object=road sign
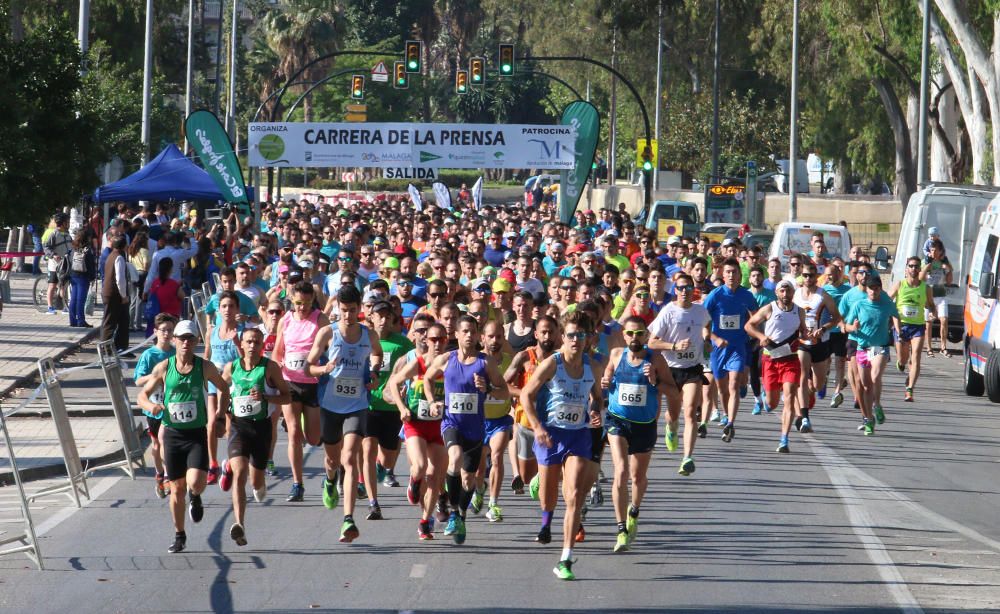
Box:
[371,61,389,83]
[341,172,357,182]
[346,104,366,113]
[636,138,658,170]
[656,219,684,244]
[345,113,367,122]
[384,167,438,180]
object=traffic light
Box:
[470,57,485,84]
[351,74,364,100]
[499,43,514,76]
[405,40,422,73]
[641,146,653,172]
[393,61,408,89]
[456,70,469,94]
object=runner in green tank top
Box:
[889,257,936,402]
[138,320,230,555]
[219,327,290,547]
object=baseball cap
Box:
[311,217,321,226]
[667,236,682,245]
[174,320,199,338]
[383,256,400,270]
[278,264,290,273]
[721,238,735,247]
[567,243,588,255]
[298,259,314,269]
[776,279,796,291]
[363,289,382,304]
[928,226,940,236]
[492,279,512,293]
[471,278,492,291]
[498,268,516,283]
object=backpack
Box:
[57,252,72,280]
[71,248,87,274]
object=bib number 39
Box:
[233,395,262,418]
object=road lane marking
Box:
[409,563,427,578]
[33,476,121,537]
[807,438,924,614]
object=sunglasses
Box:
[789,262,801,266]
[267,309,283,314]
[566,332,589,340]
[560,286,574,291]
[907,264,920,268]
[469,311,487,318]
[802,273,815,278]
[636,292,650,299]
[361,252,374,256]
[624,329,646,337]
[429,293,446,299]
[398,280,414,286]
[338,257,353,262]
[674,285,692,292]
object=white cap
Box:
[471,278,491,291]
[311,216,321,226]
[174,320,199,338]
[776,279,796,291]
[928,226,940,236]
[721,238,736,247]
[667,236,682,245]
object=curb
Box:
[0,327,102,401]
[0,426,151,485]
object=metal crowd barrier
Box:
[32,358,90,507]
[93,340,146,479]
[190,290,208,339]
[0,408,43,570]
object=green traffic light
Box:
[398,78,406,85]
[642,161,653,171]
[408,60,418,70]
[501,64,512,74]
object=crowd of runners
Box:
[123,193,953,581]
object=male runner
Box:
[842,276,898,435]
[821,258,852,408]
[889,256,935,401]
[748,266,776,415]
[138,320,230,554]
[474,320,514,521]
[218,328,290,546]
[134,313,178,498]
[601,316,673,552]
[793,263,841,432]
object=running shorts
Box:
[799,340,831,363]
[484,415,514,445]
[605,413,656,455]
[147,416,162,439]
[162,426,209,481]
[320,408,367,446]
[534,427,593,467]
[442,426,483,473]
[227,417,272,470]
[670,364,709,388]
[895,324,924,341]
[828,332,847,358]
[364,410,402,451]
[710,344,748,380]
[762,355,802,390]
[589,426,607,463]
[287,381,319,407]
[403,418,444,445]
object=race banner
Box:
[408,184,423,211]
[186,110,250,213]
[248,122,577,169]
[471,176,483,210]
[558,101,600,224]
[432,182,452,210]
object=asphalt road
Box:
[0,352,998,614]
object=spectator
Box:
[149,256,185,321]
[42,212,72,315]
[127,230,150,331]
[67,228,97,328]
[101,235,130,354]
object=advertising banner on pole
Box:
[408,184,423,211]
[558,101,601,225]
[185,110,250,213]
[703,184,746,224]
[471,176,483,210]
[248,122,577,169]
[432,182,452,210]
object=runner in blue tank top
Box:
[601,315,675,553]
[423,315,508,545]
[520,310,603,582]
[306,284,384,544]
[204,291,245,485]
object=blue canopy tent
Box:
[92,144,252,202]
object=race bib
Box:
[332,377,363,399]
[617,383,647,407]
[233,395,262,418]
[169,401,197,424]
[150,390,165,405]
[548,403,587,428]
[672,349,697,363]
[416,399,442,421]
[285,352,308,372]
[448,392,479,415]
[768,343,793,359]
[900,305,918,318]
[720,314,741,330]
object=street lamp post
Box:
[916,0,930,185]
[140,0,153,166]
[788,0,800,222]
[183,0,194,154]
[711,0,720,184]
[653,0,663,193]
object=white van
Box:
[961,191,1000,400]
[768,222,851,271]
[883,184,999,343]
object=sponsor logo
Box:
[258,134,285,161]
[419,151,442,163]
[249,124,288,132]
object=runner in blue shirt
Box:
[842,275,898,436]
[701,258,758,442]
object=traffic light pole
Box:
[509,69,583,100]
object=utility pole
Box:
[916,0,930,185]
[226,0,239,139]
[140,0,153,165]
[711,0,721,183]
[653,0,664,192]
[213,0,224,116]
[609,28,618,187]
[789,0,800,221]
[78,0,90,62]
[183,0,195,153]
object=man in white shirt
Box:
[144,231,198,296]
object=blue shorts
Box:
[483,415,514,445]
[710,343,749,379]
[534,426,592,467]
[895,324,925,341]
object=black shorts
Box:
[442,427,483,473]
[828,332,847,358]
[589,426,607,463]
[146,416,162,439]
[47,271,59,284]
[162,426,209,481]
[287,381,319,407]
[799,341,831,363]
[364,410,402,451]
[227,418,272,470]
[671,365,708,389]
[846,339,858,358]
[605,413,657,455]
[320,408,367,446]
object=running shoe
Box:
[45,307,57,315]
[375,463,387,483]
[407,479,420,505]
[206,463,220,486]
[574,524,585,542]
[167,534,186,554]
[719,415,730,428]
[418,521,434,541]
[485,505,503,522]
[230,523,247,547]
[536,525,552,544]
[154,474,167,499]
[435,497,450,522]
[873,404,885,425]
[614,531,630,553]
[864,419,875,436]
[357,482,367,499]
[626,515,638,543]
[830,391,844,408]
[777,438,790,454]
[664,428,678,452]
[721,423,735,443]
[752,399,762,415]
[322,478,338,510]
[253,485,267,503]
[904,387,914,402]
[794,416,803,432]
[528,474,540,501]
[444,512,458,536]
[218,459,233,492]
[286,483,305,502]
[697,422,708,438]
[739,385,748,398]
[800,417,813,433]
[511,475,524,494]
[453,515,467,544]
[366,503,383,521]
[188,492,204,523]
[817,386,827,400]
[895,360,904,373]
[470,490,484,515]
[678,457,695,476]
[588,483,604,507]
[857,422,867,431]
[265,459,277,477]
[553,559,576,581]
[339,518,360,543]
[762,395,773,413]
[710,409,720,422]
[383,470,399,488]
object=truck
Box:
[959,189,1000,400]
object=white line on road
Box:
[409,563,427,578]
[807,438,924,614]
[33,476,121,537]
